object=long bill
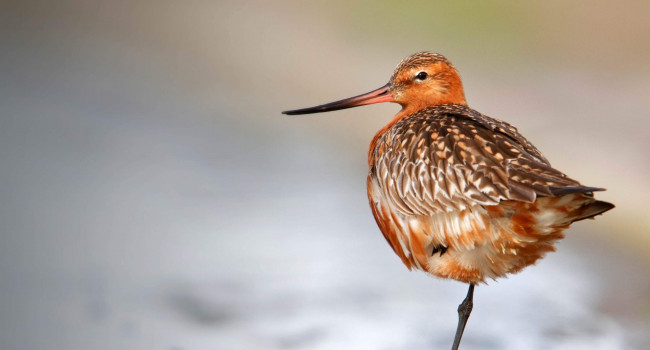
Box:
[282,84,393,115]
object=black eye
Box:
[415,71,428,80]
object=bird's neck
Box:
[367,97,468,168]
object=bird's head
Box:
[389,52,467,113]
[283,52,466,116]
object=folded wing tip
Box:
[548,186,607,196]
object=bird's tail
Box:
[570,199,615,222]
[547,186,614,222]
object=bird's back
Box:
[367,104,613,283]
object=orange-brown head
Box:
[282,52,466,116]
[389,52,467,115]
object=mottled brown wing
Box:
[371,105,583,216]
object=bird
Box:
[282,52,614,349]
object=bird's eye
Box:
[415,71,428,80]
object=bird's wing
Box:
[371,105,589,216]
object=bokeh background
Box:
[1,1,649,349]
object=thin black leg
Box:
[450,284,475,350]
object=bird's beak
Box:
[282,84,394,115]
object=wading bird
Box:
[282,52,613,350]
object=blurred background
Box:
[1,0,649,349]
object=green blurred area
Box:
[323,0,533,54]
[307,0,650,72]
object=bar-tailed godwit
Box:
[283,52,614,349]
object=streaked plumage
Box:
[367,104,612,283]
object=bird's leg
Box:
[450,284,475,350]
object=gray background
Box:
[1,1,649,349]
